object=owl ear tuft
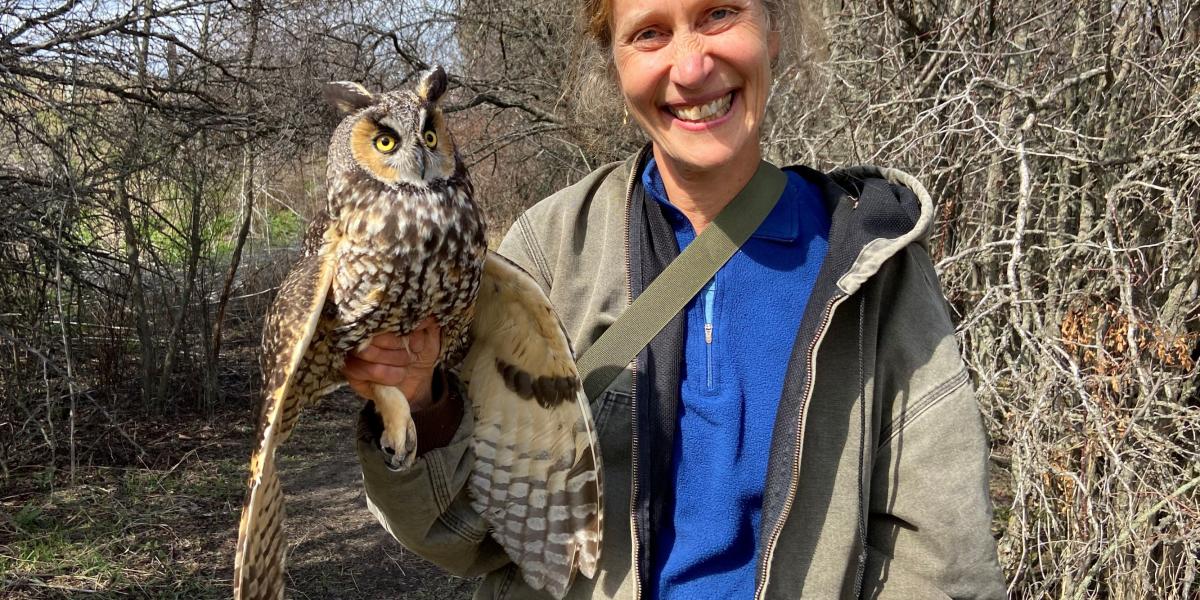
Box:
[417,66,448,103]
[324,81,376,114]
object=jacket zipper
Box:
[753,293,848,600]
[702,279,716,390]
[622,148,645,600]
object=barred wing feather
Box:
[461,252,603,599]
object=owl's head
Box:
[324,67,460,188]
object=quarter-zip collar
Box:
[641,157,803,243]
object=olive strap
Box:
[577,161,788,401]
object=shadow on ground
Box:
[0,391,476,599]
[276,392,476,599]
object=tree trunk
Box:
[118,179,154,406]
[207,0,262,407]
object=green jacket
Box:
[357,149,1007,599]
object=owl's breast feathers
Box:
[323,167,486,359]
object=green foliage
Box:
[3,497,126,590]
[204,211,236,259]
[266,210,303,246]
[13,504,46,531]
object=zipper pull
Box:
[704,323,713,344]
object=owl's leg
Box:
[372,384,418,470]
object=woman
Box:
[345,0,1006,598]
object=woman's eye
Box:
[633,28,663,43]
[710,8,735,20]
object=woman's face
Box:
[611,0,778,175]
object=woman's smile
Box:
[665,89,733,122]
[663,90,737,130]
[612,0,778,178]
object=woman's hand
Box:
[343,317,441,411]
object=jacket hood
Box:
[805,164,934,296]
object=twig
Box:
[0,327,147,459]
[1072,469,1200,600]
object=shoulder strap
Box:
[576,161,788,400]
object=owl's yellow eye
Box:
[373,134,397,153]
[423,130,437,148]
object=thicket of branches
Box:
[1,0,1196,597]
[0,0,461,478]
[769,3,1200,597]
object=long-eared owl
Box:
[234,67,603,600]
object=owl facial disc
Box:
[324,66,458,188]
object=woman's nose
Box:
[669,35,714,89]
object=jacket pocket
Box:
[861,545,954,600]
[590,387,631,437]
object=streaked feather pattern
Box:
[235,238,336,600]
[233,70,602,600]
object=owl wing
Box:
[234,217,337,600]
[460,252,603,599]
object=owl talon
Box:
[374,384,418,470]
[379,417,418,469]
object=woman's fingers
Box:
[365,317,440,362]
[346,376,378,402]
[343,353,409,386]
[340,316,443,406]
[354,342,415,367]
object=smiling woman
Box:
[611,0,778,221]
[348,1,1008,599]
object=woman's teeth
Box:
[669,93,733,122]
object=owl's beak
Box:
[414,148,426,180]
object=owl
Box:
[233,67,602,600]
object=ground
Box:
[0,392,476,599]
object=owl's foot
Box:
[373,385,418,470]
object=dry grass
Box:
[0,396,476,599]
[0,411,251,597]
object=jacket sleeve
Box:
[356,378,511,577]
[862,247,1007,600]
[355,218,550,577]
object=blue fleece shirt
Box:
[644,159,830,599]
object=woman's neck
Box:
[652,145,762,233]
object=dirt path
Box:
[274,391,476,599]
[1,388,480,598]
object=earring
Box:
[622,105,629,126]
